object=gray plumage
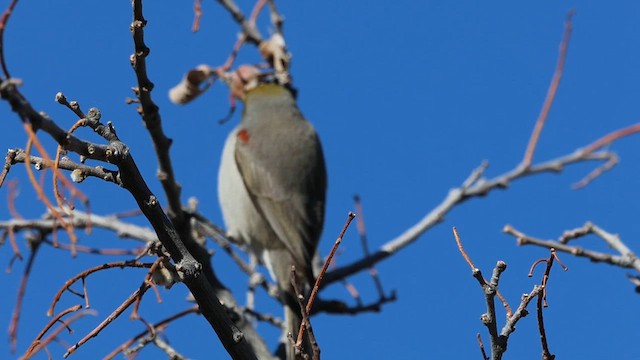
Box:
[218,84,327,359]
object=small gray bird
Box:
[218,83,327,359]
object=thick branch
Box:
[130,0,183,223]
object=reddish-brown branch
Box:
[104,306,200,360]
[8,239,41,352]
[522,10,575,167]
[42,238,141,256]
[583,122,640,154]
[248,0,268,25]
[0,0,19,79]
[353,195,387,299]
[572,154,617,189]
[291,267,319,359]
[50,116,95,254]
[131,258,163,319]
[48,261,154,316]
[453,228,513,322]
[6,225,22,262]
[21,304,82,359]
[7,180,23,219]
[297,212,355,345]
[25,309,96,359]
[453,226,476,270]
[63,283,152,358]
[477,333,489,360]
[192,0,202,32]
[532,249,565,359]
[22,125,78,248]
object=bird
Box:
[218,82,327,359]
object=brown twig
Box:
[131,258,164,319]
[297,212,355,344]
[48,261,154,316]
[7,179,23,219]
[453,226,476,270]
[192,0,202,32]
[453,227,512,317]
[5,226,22,263]
[505,223,637,280]
[104,306,200,360]
[477,333,489,360]
[42,238,141,256]
[572,123,640,189]
[22,127,77,248]
[0,14,256,354]
[528,250,566,359]
[63,283,153,358]
[0,0,19,79]
[291,266,318,359]
[8,234,42,352]
[522,10,575,167]
[582,122,640,154]
[454,228,563,360]
[311,295,397,316]
[24,309,96,359]
[324,147,619,287]
[353,195,387,301]
[21,304,82,359]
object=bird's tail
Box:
[267,248,314,359]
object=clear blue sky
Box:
[1,1,640,359]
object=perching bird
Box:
[218,82,327,359]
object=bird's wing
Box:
[234,125,326,271]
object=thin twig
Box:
[63,283,152,358]
[477,333,489,360]
[192,0,202,32]
[298,212,355,344]
[0,0,19,79]
[104,306,200,360]
[453,227,512,316]
[8,236,42,352]
[216,0,263,44]
[48,261,154,316]
[21,304,82,359]
[522,10,575,166]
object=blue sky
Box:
[2,1,640,359]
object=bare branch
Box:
[8,234,42,352]
[0,0,19,79]
[216,0,263,44]
[21,304,82,359]
[324,147,618,286]
[0,210,157,243]
[522,10,575,166]
[504,223,640,287]
[5,148,120,185]
[130,0,183,223]
[64,283,153,358]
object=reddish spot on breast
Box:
[237,128,250,143]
